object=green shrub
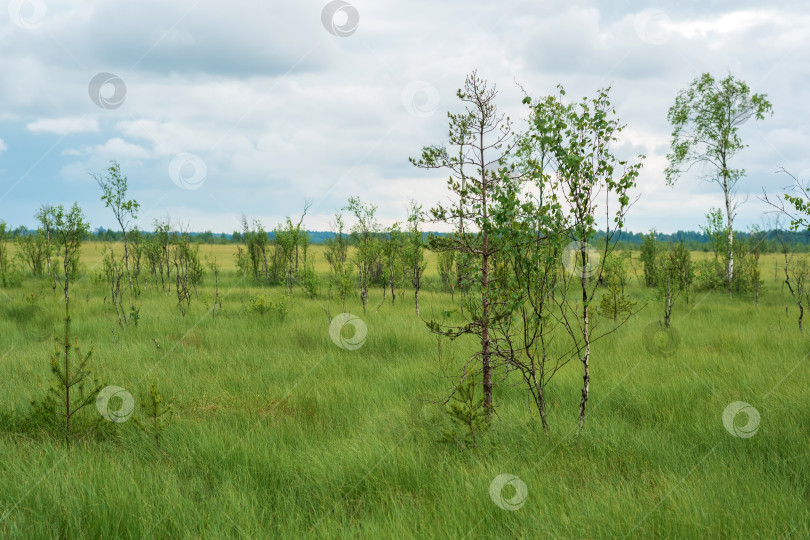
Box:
[694,258,726,290]
[297,264,321,298]
[640,230,660,286]
[0,260,24,288]
[246,294,292,320]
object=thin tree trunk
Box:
[724,173,734,291]
[538,391,548,434]
[665,270,672,328]
[480,134,493,415]
[64,294,71,439]
[63,259,71,440]
[45,228,51,275]
[530,368,548,435]
[360,248,368,314]
[578,247,590,434]
[783,261,802,331]
[482,247,492,414]
[120,222,129,272]
[122,228,133,290]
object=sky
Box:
[0,0,808,234]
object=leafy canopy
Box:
[665,72,773,187]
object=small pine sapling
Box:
[133,381,173,449]
[31,203,106,442]
[599,279,635,322]
[599,253,636,322]
[30,311,104,441]
[443,367,490,448]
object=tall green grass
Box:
[0,245,806,538]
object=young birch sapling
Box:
[522,85,642,434]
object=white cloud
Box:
[27,117,99,135]
[670,10,791,39]
[93,138,152,160]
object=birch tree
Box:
[403,201,427,315]
[522,85,642,433]
[665,73,772,289]
[92,161,140,274]
[324,213,354,312]
[345,196,380,314]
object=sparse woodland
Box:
[0,71,807,538]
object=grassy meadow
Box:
[0,243,807,538]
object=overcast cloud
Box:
[0,0,808,233]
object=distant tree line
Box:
[2,225,807,252]
[605,229,810,253]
